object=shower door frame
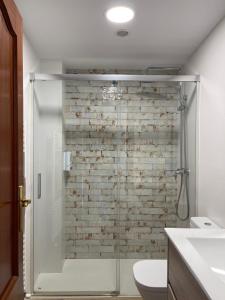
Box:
[28,72,200,297]
[30,73,200,83]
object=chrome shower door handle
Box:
[37,173,41,199]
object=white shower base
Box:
[34,259,140,296]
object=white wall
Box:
[185,16,225,228]
[23,35,39,295]
[24,35,39,201]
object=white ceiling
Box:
[15,0,225,69]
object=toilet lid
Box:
[133,260,167,288]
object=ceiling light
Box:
[106,6,134,24]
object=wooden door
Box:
[0,0,23,299]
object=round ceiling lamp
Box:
[106,6,134,23]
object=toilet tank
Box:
[190,217,221,229]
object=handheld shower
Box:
[176,83,190,221]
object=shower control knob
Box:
[175,168,190,175]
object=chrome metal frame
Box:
[31,291,120,297]
[30,72,200,82]
[30,71,200,297]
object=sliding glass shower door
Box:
[32,74,197,296]
[115,81,183,294]
[63,80,122,294]
[33,79,120,294]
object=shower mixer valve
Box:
[175,168,190,175]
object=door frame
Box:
[0,0,23,299]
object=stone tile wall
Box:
[63,75,184,259]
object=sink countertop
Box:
[165,228,225,300]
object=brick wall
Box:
[63,74,184,259]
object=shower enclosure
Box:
[30,72,199,296]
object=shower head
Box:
[112,80,118,87]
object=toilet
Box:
[133,217,220,300]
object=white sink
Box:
[165,228,225,300]
[188,237,225,284]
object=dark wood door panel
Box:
[0,6,14,296]
[0,0,23,299]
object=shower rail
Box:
[30,73,200,82]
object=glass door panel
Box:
[33,79,119,294]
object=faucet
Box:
[175,168,190,175]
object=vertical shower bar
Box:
[195,81,200,217]
[30,78,35,296]
[115,89,121,295]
